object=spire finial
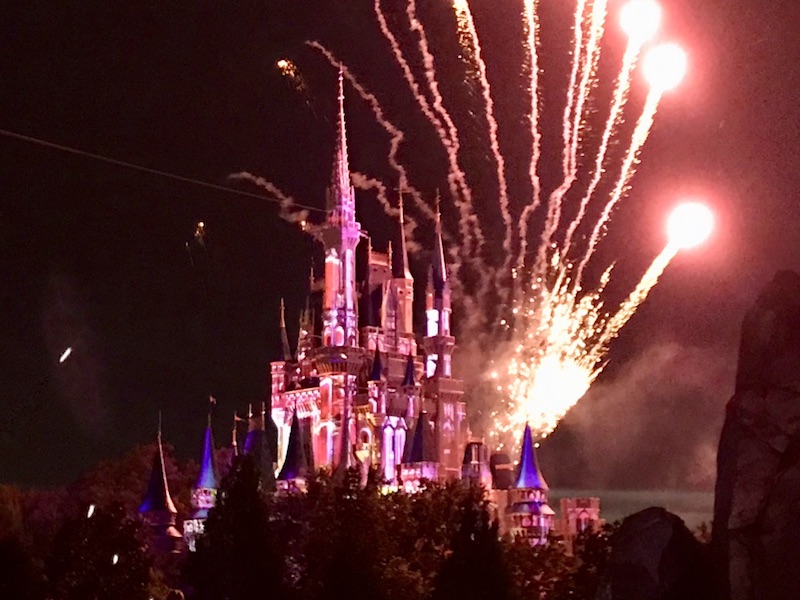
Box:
[157,410,163,442]
[280,298,286,328]
[387,240,393,266]
[208,395,216,428]
[280,298,292,361]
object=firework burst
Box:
[242,0,706,449]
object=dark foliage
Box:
[45,503,152,600]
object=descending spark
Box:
[373,0,445,135]
[452,0,514,294]
[601,202,713,343]
[563,0,662,257]
[533,0,607,280]
[406,0,487,268]
[600,243,678,344]
[59,347,73,363]
[517,0,543,278]
[306,42,434,223]
[576,43,686,287]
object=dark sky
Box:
[1,0,798,488]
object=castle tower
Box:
[139,419,182,553]
[421,203,466,479]
[184,414,219,552]
[506,424,555,546]
[319,67,361,349]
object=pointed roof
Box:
[402,354,416,387]
[369,346,384,381]
[515,424,549,491]
[397,193,412,280]
[139,425,177,515]
[280,298,292,361]
[404,411,437,463]
[195,418,218,490]
[277,412,309,481]
[329,65,353,217]
[432,194,448,297]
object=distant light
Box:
[59,347,73,363]
[277,59,289,69]
[668,202,714,249]
[112,554,119,565]
[87,504,95,519]
[644,43,687,92]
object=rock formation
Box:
[713,270,800,600]
[596,507,711,600]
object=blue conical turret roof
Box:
[515,423,548,491]
[369,346,384,382]
[195,421,218,490]
[402,354,415,387]
[139,431,177,515]
[404,411,436,463]
[278,412,309,481]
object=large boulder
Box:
[596,507,711,600]
[713,270,800,600]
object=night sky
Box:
[1,0,799,489]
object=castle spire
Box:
[139,417,178,516]
[432,192,448,295]
[329,65,354,222]
[280,298,292,361]
[515,423,548,491]
[320,65,361,348]
[398,193,412,280]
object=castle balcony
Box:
[312,346,368,376]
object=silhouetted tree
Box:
[45,503,151,600]
[188,454,288,600]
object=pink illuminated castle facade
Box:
[268,70,467,491]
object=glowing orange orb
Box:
[644,43,687,91]
[620,0,662,44]
[667,202,714,249]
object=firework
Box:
[246,0,705,447]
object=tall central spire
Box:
[329,65,355,224]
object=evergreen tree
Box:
[432,487,512,600]
[188,454,288,600]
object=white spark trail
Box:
[575,89,662,287]
[453,0,514,293]
[563,39,640,259]
[517,0,543,281]
[406,0,487,266]
[600,242,678,344]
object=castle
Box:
[137,70,600,554]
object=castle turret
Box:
[421,200,465,479]
[277,412,310,491]
[399,411,438,492]
[184,414,218,552]
[139,419,182,553]
[506,424,555,546]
